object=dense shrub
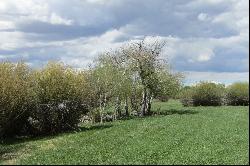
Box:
[29,101,87,135]
[192,82,225,106]
[179,87,194,107]
[179,82,226,106]
[30,62,89,134]
[0,62,92,137]
[0,62,35,137]
[87,110,99,123]
[226,82,249,106]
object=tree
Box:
[120,37,183,116]
[87,37,183,118]
[90,51,133,120]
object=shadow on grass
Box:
[1,124,113,145]
[0,123,113,162]
[0,143,24,162]
[0,109,196,161]
[152,108,199,116]
[77,124,113,132]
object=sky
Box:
[0,0,249,85]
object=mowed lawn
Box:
[0,100,249,165]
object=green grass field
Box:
[0,100,249,165]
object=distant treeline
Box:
[177,81,249,107]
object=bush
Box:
[226,82,249,106]
[179,87,194,107]
[29,101,87,135]
[179,82,226,107]
[0,62,35,137]
[30,62,89,134]
[0,61,98,137]
[88,109,101,123]
[192,82,225,106]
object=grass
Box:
[0,100,249,165]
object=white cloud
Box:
[50,13,73,25]
[85,0,107,5]
[0,0,73,26]
[198,13,209,21]
[212,0,249,34]
[0,31,25,50]
[0,0,7,11]
[185,71,249,86]
[197,52,213,62]
[0,20,15,29]
[162,37,215,62]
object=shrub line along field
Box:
[1,100,248,165]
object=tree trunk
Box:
[125,96,129,117]
[130,90,138,112]
[140,89,147,116]
[99,93,103,123]
[114,96,121,120]
[146,94,153,115]
[130,85,135,111]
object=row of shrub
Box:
[0,62,92,138]
[178,82,249,107]
[1,39,184,138]
[1,60,180,138]
[1,61,248,138]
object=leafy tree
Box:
[120,37,183,115]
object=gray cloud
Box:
[0,0,248,84]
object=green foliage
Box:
[30,62,89,134]
[34,62,86,103]
[178,82,226,106]
[179,87,195,107]
[0,62,91,137]
[0,62,35,137]
[155,71,183,102]
[88,109,101,123]
[192,82,225,106]
[226,82,249,106]
[116,38,183,115]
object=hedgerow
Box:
[226,82,249,106]
[179,82,226,106]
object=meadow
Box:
[1,100,248,165]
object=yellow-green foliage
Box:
[179,87,195,107]
[192,82,225,106]
[179,82,226,106]
[34,62,87,103]
[0,61,92,137]
[0,62,35,137]
[31,62,90,134]
[226,82,249,106]
[155,71,183,102]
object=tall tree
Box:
[120,37,183,116]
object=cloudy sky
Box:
[0,0,249,85]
